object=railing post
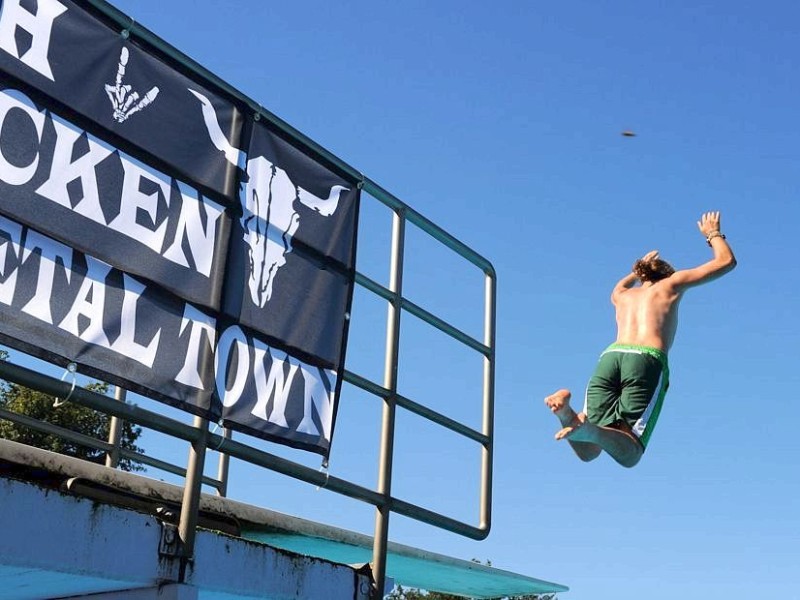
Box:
[372,207,405,598]
[104,386,126,469]
[178,414,209,575]
[215,427,232,497]
[480,271,497,531]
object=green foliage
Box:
[0,375,145,472]
[384,558,558,600]
[385,587,461,600]
[385,584,557,600]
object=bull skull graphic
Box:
[189,89,348,307]
[243,157,347,307]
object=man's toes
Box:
[555,426,572,440]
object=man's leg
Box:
[556,414,643,468]
[545,389,602,462]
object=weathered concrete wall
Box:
[0,473,370,599]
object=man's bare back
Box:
[544,211,737,467]
[613,277,681,352]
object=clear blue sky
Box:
[13,1,800,598]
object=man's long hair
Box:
[633,257,675,283]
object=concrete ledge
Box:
[0,439,567,598]
[0,473,372,599]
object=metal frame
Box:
[0,193,497,594]
[0,1,498,596]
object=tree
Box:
[0,353,145,472]
[385,559,558,600]
[385,585,558,600]
[386,586,556,600]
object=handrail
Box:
[0,407,224,490]
[3,3,498,597]
[0,359,490,540]
[83,0,495,280]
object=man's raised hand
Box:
[697,211,722,237]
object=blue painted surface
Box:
[245,532,569,598]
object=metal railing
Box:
[0,1,498,596]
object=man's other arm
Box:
[611,250,659,304]
[611,272,638,304]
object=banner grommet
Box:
[53,363,78,407]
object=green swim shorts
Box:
[583,343,670,449]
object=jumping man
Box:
[545,211,737,467]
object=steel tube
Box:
[215,428,232,497]
[479,271,497,531]
[104,386,126,468]
[177,415,209,567]
[371,208,405,597]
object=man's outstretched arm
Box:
[670,211,737,290]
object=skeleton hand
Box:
[104,47,159,123]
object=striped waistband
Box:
[602,343,668,367]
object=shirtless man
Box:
[545,211,737,467]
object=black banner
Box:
[0,213,217,416]
[220,122,359,451]
[223,121,358,367]
[0,0,360,456]
[0,0,241,200]
[0,81,230,309]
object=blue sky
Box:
[8,0,800,598]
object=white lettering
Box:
[0,89,46,185]
[110,274,161,368]
[208,329,336,440]
[216,326,250,408]
[0,0,67,81]
[0,215,23,305]
[250,343,299,427]
[0,87,223,280]
[35,114,113,223]
[58,255,112,348]
[161,183,222,277]
[175,304,217,389]
[20,228,72,324]
[297,366,336,441]
[108,160,170,253]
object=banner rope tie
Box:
[210,419,226,451]
[315,460,330,491]
[53,363,78,407]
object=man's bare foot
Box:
[555,412,594,443]
[545,389,577,426]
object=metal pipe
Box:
[215,428,232,497]
[0,356,492,537]
[84,0,363,189]
[84,0,495,279]
[177,415,209,569]
[362,180,494,275]
[479,271,498,531]
[393,393,488,444]
[371,208,406,597]
[0,361,202,443]
[0,406,222,488]
[0,406,114,454]
[104,386,126,469]
[355,271,489,356]
[71,1,497,554]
